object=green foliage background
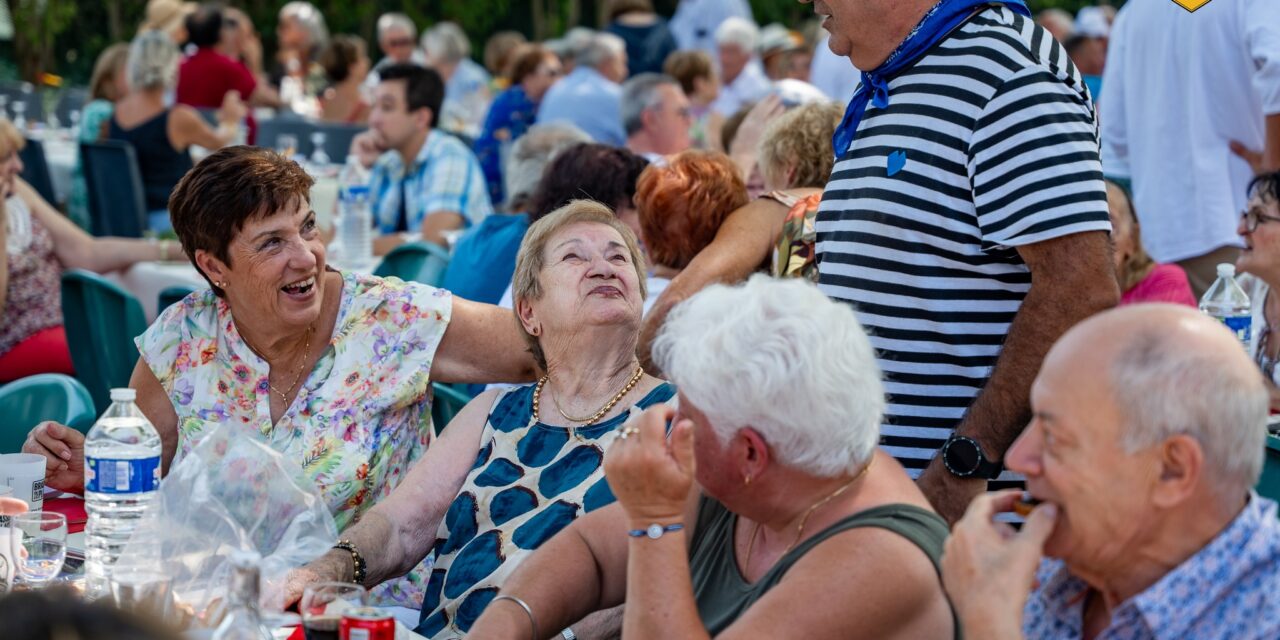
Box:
[2,0,1118,86]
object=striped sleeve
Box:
[967,65,1110,250]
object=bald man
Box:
[941,304,1280,639]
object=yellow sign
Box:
[1172,0,1213,11]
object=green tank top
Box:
[687,496,960,638]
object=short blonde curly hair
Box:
[757,102,842,190]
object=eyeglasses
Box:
[538,66,562,78]
[385,38,415,48]
[1242,207,1280,233]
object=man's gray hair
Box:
[621,73,679,136]
[654,275,884,477]
[1111,331,1268,496]
[715,16,759,51]
[503,123,592,210]
[421,22,471,63]
[127,29,180,92]
[577,32,626,70]
[376,13,416,41]
[279,1,329,50]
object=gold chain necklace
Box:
[532,365,644,427]
[244,326,313,405]
[743,457,875,572]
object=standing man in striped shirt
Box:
[811,0,1117,524]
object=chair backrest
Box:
[0,83,45,124]
[1257,436,1280,506]
[157,285,199,315]
[0,374,97,454]
[314,122,365,162]
[19,137,57,206]
[54,87,89,126]
[257,118,317,156]
[81,140,147,238]
[431,383,473,436]
[373,241,451,288]
[195,107,220,128]
[60,270,148,413]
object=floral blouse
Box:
[771,191,822,283]
[135,270,451,608]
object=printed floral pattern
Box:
[136,270,452,608]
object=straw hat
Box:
[138,0,196,38]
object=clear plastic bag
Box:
[116,427,338,625]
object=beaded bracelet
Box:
[332,539,367,586]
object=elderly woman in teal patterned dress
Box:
[284,200,674,639]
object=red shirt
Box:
[1120,263,1197,307]
[175,47,258,143]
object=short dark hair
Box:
[319,34,366,84]
[185,3,224,49]
[169,146,315,297]
[1249,171,1280,205]
[506,44,552,86]
[529,143,649,222]
[377,63,444,129]
[0,588,182,640]
[663,50,714,96]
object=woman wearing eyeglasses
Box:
[1235,171,1280,407]
[473,45,563,207]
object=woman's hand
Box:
[279,551,352,610]
[603,405,695,526]
[21,421,86,493]
[218,91,248,127]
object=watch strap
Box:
[628,523,684,539]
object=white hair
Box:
[578,32,626,70]
[654,275,884,477]
[503,123,592,209]
[376,13,416,41]
[279,1,329,50]
[127,29,180,92]
[715,17,760,52]
[1111,331,1268,497]
[621,73,679,136]
[422,22,471,63]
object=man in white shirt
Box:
[1101,0,1280,297]
[669,0,753,59]
[711,17,772,118]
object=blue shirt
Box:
[1023,494,1280,640]
[368,130,493,234]
[473,86,538,207]
[440,213,530,306]
[536,67,625,146]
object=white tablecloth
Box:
[42,138,76,206]
[106,262,207,323]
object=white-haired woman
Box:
[108,30,244,230]
[470,276,957,639]
[274,0,330,98]
[283,201,674,639]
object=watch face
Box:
[946,437,981,475]
[647,524,664,539]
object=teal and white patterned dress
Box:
[415,381,676,638]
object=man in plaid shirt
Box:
[352,63,492,252]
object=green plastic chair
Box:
[431,383,474,435]
[374,242,451,288]
[157,285,199,315]
[1257,435,1280,507]
[0,374,96,454]
[61,270,148,413]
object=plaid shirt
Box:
[1024,494,1280,640]
[368,130,493,233]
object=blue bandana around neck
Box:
[831,0,1031,156]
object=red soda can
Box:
[339,607,395,640]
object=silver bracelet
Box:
[492,594,538,640]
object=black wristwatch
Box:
[940,435,1003,480]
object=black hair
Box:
[377,63,445,129]
[528,143,650,222]
[1249,171,1280,205]
[185,3,224,49]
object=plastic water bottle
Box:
[1199,263,1252,347]
[337,155,373,269]
[211,551,273,640]
[83,388,163,598]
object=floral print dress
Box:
[135,270,451,608]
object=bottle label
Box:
[85,456,161,494]
[1223,315,1252,343]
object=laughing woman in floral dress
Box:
[22,146,537,607]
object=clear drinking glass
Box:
[13,512,67,587]
[301,582,368,640]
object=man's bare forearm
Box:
[1264,113,1280,173]
[955,233,1119,457]
[568,605,625,640]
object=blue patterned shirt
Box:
[368,130,493,234]
[473,86,538,207]
[1024,494,1280,640]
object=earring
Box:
[216,281,227,289]
[744,475,752,486]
